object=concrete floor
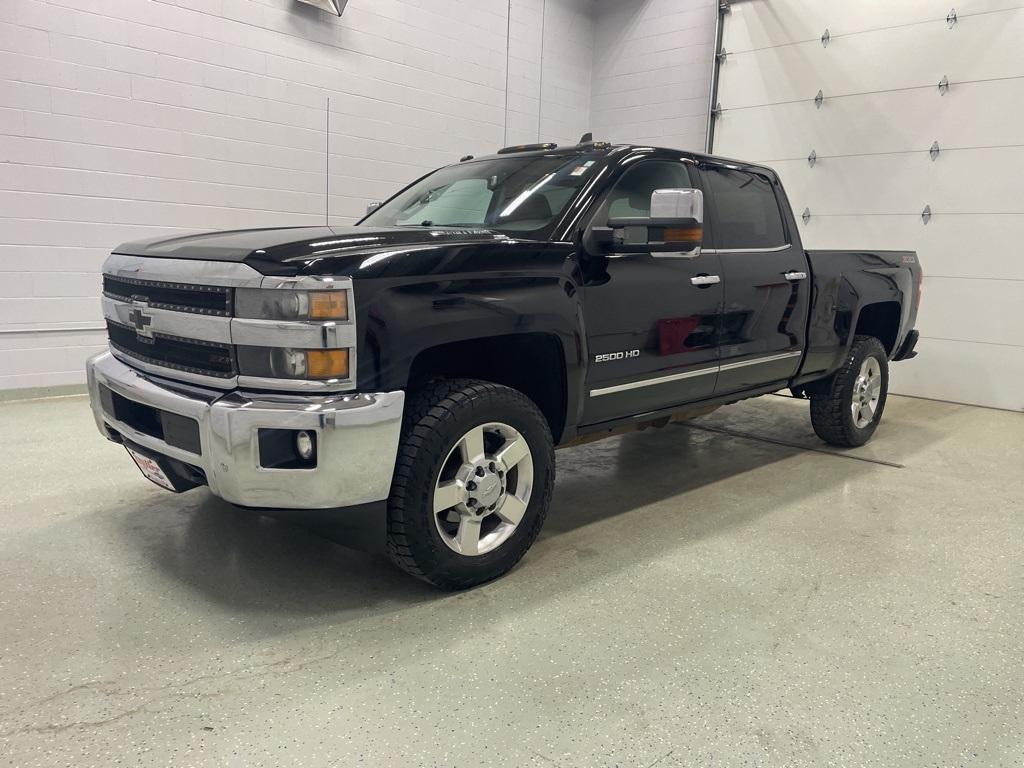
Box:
[0,392,1021,767]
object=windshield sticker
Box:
[569,161,595,177]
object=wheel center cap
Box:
[475,473,502,507]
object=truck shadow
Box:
[542,422,821,543]
[114,397,946,622]
[117,494,438,617]
[539,394,946,549]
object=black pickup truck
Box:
[87,140,921,588]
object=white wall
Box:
[715,0,1024,412]
[0,0,594,391]
[591,0,717,149]
[507,0,596,147]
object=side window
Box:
[604,161,693,219]
[705,167,787,249]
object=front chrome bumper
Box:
[87,351,404,510]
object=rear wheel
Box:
[386,379,554,589]
[809,335,889,447]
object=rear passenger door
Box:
[702,164,810,395]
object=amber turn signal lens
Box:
[664,226,703,242]
[309,291,349,320]
[305,349,349,379]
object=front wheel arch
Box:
[406,333,570,443]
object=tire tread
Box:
[809,335,888,447]
[386,378,553,589]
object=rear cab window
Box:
[704,166,787,250]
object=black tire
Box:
[809,335,889,447]
[386,378,554,590]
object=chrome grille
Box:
[101,253,356,392]
[106,319,236,378]
[102,274,231,316]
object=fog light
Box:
[295,431,314,460]
[258,428,317,469]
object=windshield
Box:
[359,153,604,238]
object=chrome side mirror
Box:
[365,201,382,215]
[596,188,704,257]
[650,188,702,228]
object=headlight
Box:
[235,288,349,321]
[237,347,350,380]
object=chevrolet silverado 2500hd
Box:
[87,141,921,588]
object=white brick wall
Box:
[0,0,594,390]
[506,0,595,147]
[590,0,716,149]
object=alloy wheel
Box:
[851,356,882,428]
[432,422,534,556]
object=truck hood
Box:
[113,225,513,277]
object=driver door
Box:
[580,160,724,426]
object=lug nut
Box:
[488,462,496,472]
[466,481,477,491]
[467,498,476,507]
[475,466,485,477]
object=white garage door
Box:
[713,0,1024,412]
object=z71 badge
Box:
[594,349,640,363]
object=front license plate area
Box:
[126,446,180,492]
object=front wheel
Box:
[386,379,554,590]
[809,335,889,447]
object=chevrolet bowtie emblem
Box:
[128,299,154,339]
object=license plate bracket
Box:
[125,445,195,492]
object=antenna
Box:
[536,0,547,142]
[503,0,511,145]
[325,96,330,225]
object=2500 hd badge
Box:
[595,350,640,363]
[87,137,921,589]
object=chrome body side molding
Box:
[589,349,801,397]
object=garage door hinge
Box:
[921,205,932,224]
[814,89,824,109]
[802,207,811,224]
[719,0,730,13]
[716,48,728,63]
[947,8,957,27]
[938,75,950,95]
[807,149,817,167]
[929,141,940,161]
[821,28,830,48]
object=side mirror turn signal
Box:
[592,188,704,257]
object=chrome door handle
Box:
[784,270,808,281]
[690,275,721,286]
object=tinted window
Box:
[705,167,786,249]
[361,153,604,238]
[605,161,693,219]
